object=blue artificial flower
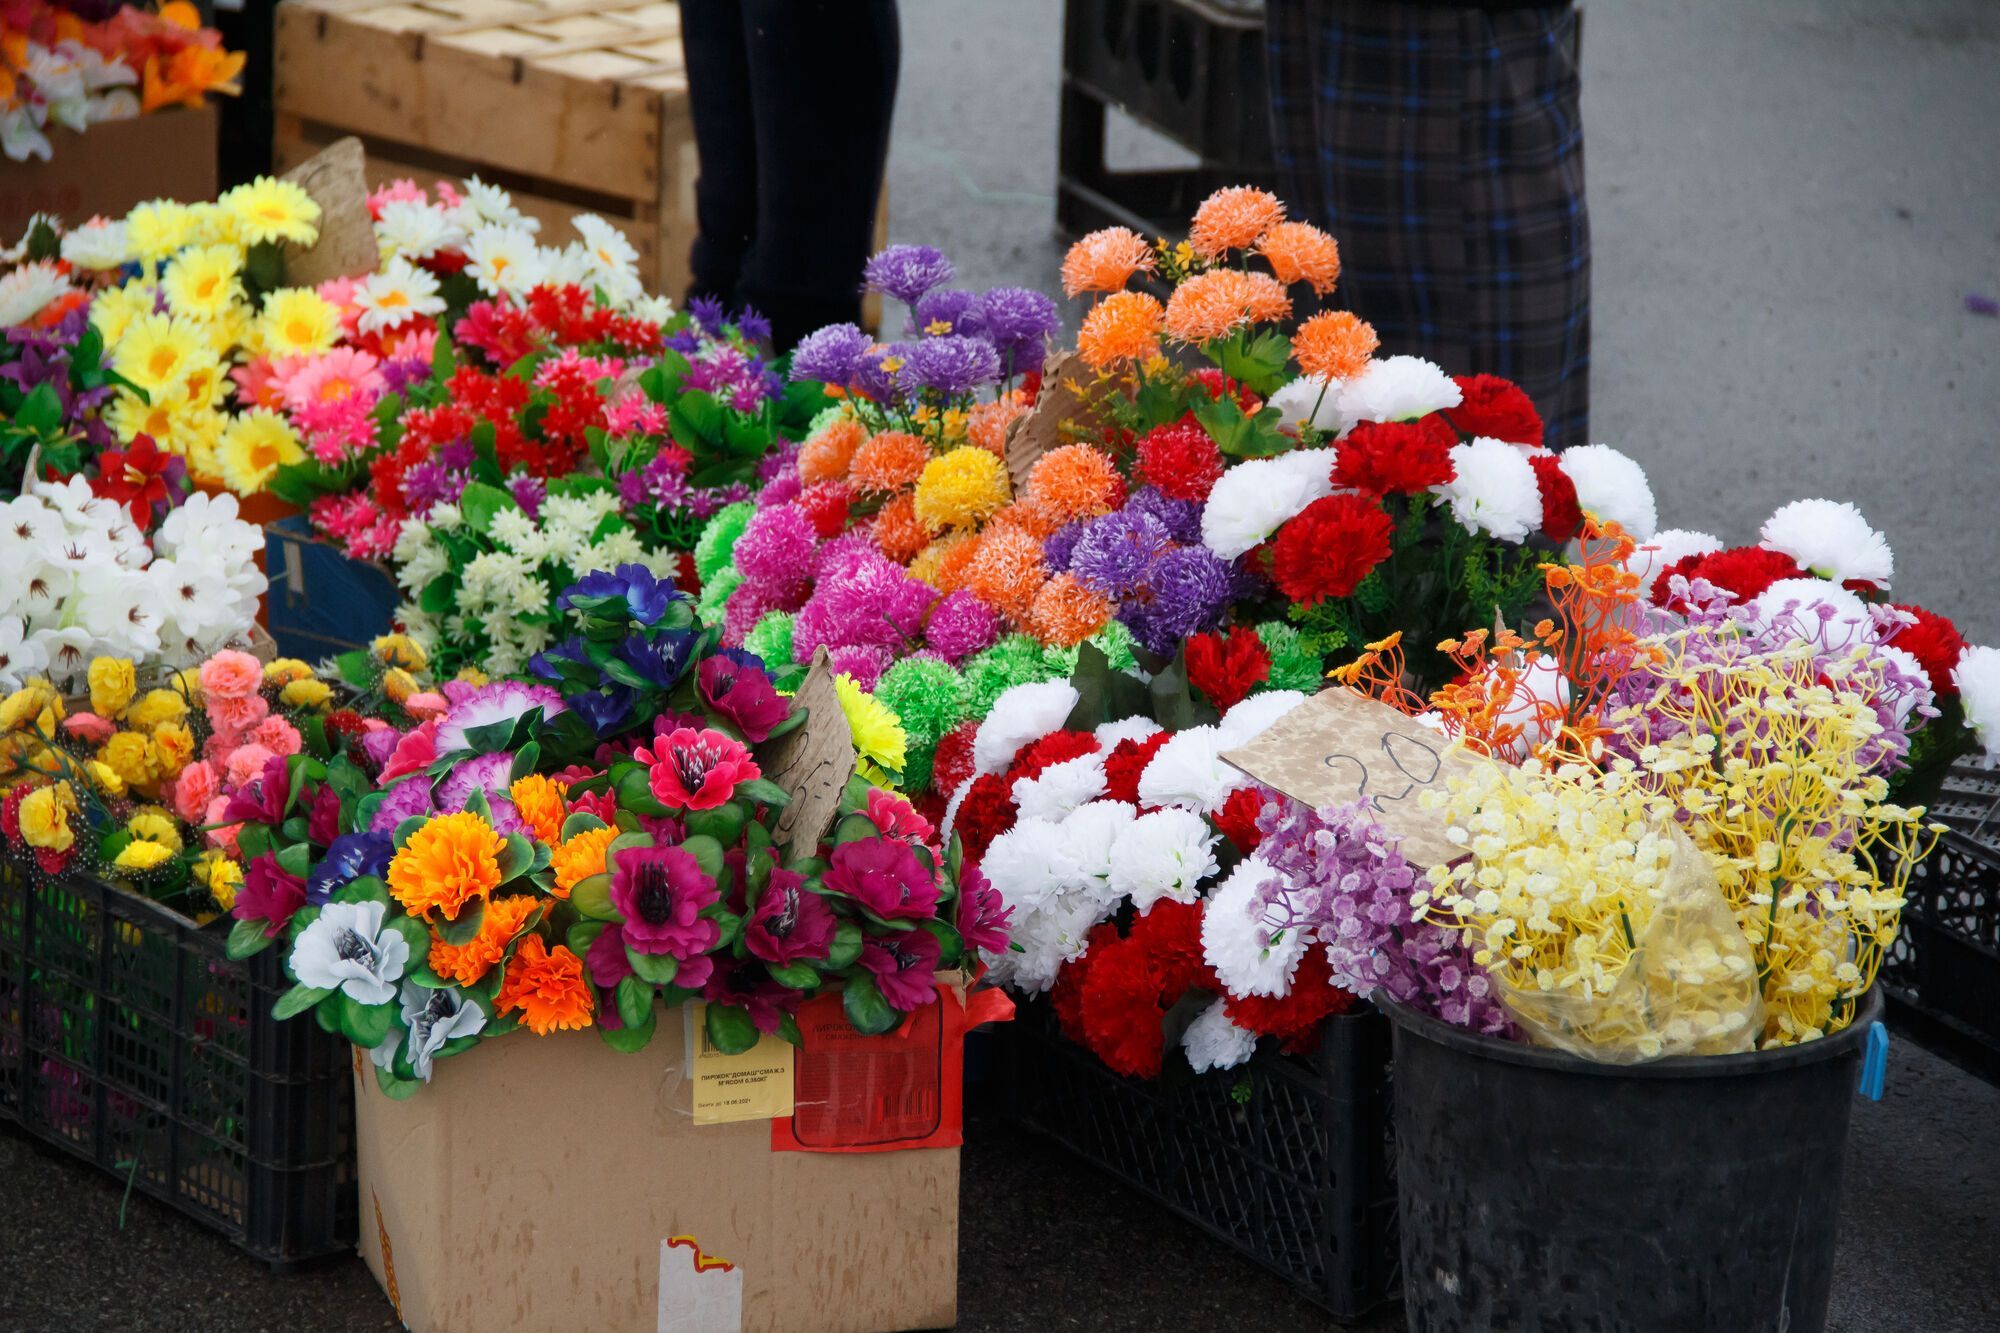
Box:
[306,831,396,905]
[570,685,637,736]
[619,627,698,689]
[527,635,589,682]
[689,295,727,334]
[559,563,678,625]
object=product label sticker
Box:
[658,1235,740,1333]
[1220,687,1489,867]
[687,1004,796,1125]
[755,649,855,855]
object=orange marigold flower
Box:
[495,935,594,1036]
[1060,226,1157,297]
[1077,290,1165,369]
[962,525,1049,620]
[549,824,616,897]
[847,430,930,495]
[1188,185,1285,258]
[931,531,985,593]
[508,774,569,846]
[966,394,1027,457]
[1292,310,1380,382]
[428,893,542,988]
[798,413,866,485]
[386,811,504,921]
[1164,269,1293,344]
[874,491,931,563]
[1025,444,1125,523]
[1029,573,1113,647]
[1257,221,1341,295]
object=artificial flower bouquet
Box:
[1210,509,1993,1061]
[231,563,1011,1094]
[0,0,243,164]
[0,639,419,920]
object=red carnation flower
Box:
[1269,493,1394,608]
[1103,731,1171,806]
[1133,416,1226,503]
[1891,604,1967,698]
[1449,374,1543,447]
[953,772,1017,863]
[1078,900,1214,1078]
[1188,367,1262,413]
[1185,626,1271,712]
[1529,454,1583,543]
[1212,786,1267,855]
[795,482,853,539]
[1332,415,1458,495]
[1051,921,1120,1044]
[932,720,981,797]
[674,550,701,598]
[1004,730,1101,786]
[1652,546,1804,609]
[1222,948,1356,1054]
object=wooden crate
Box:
[0,106,218,234]
[272,0,698,297]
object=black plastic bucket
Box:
[1385,989,1881,1333]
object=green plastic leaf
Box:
[226,918,271,960]
[339,992,395,1048]
[275,840,312,879]
[458,480,514,535]
[559,811,610,841]
[684,804,746,845]
[273,984,332,1021]
[615,975,654,1030]
[599,1006,657,1053]
[841,976,899,1036]
[730,778,791,809]
[497,832,535,881]
[625,947,679,985]
[566,919,609,956]
[825,921,863,971]
[680,834,724,882]
[704,1002,759,1055]
[569,871,617,920]
[434,900,486,946]
[767,961,819,989]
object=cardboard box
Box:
[355,1013,960,1333]
[0,106,219,233]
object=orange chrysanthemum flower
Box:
[386,811,504,921]
[1292,310,1380,382]
[428,893,542,988]
[908,532,973,587]
[495,935,594,1036]
[847,430,930,495]
[1029,573,1114,647]
[874,491,931,563]
[1163,269,1293,344]
[966,394,1027,457]
[1188,185,1285,258]
[962,525,1049,620]
[1257,221,1342,295]
[508,774,569,846]
[1025,444,1125,524]
[931,530,985,593]
[1077,291,1165,369]
[1060,226,1157,297]
[550,824,616,897]
[798,414,866,485]
[988,500,1065,541]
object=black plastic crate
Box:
[1058,0,1278,239]
[1881,763,2000,1085]
[0,860,356,1267]
[1008,999,1399,1322]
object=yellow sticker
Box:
[688,1004,796,1125]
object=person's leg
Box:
[680,0,758,308]
[734,0,900,351]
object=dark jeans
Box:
[680,0,900,351]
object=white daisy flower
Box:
[461,176,539,234]
[463,224,544,299]
[353,257,445,335]
[374,200,465,262]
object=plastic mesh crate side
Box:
[1063,0,1272,164]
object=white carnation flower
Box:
[1626,528,1723,589]
[1870,643,1933,728]
[1055,800,1138,892]
[1182,997,1257,1074]
[1759,498,1894,590]
[1335,354,1461,428]
[1200,447,1336,560]
[1432,438,1542,543]
[1953,645,2000,768]
[981,818,1074,913]
[974,680,1081,774]
[1136,724,1245,814]
[1217,689,1309,748]
[1093,716,1162,749]
[1267,374,1344,434]
[1201,855,1306,999]
[986,893,1108,994]
[1559,444,1657,541]
[1013,753,1108,824]
[1108,808,1218,911]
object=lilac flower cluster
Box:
[1253,798,1516,1037]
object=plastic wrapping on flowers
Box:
[229,563,1009,1095]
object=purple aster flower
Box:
[618,469,649,507]
[974,286,1060,376]
[381,356,431,396]
[369,775,436,835]
[509,473,546,519]
[904,334,1001,397]
[734,306,771,345]
[1124,486,1204,545]
[923,590,1001,663]
[665,327,702,356]
[850,342,915,406]
[1042,521,1087,573]
[863,244,955,307]
[912,288,981,338]
[787,322,873,387]
[690,295,727,334]
[1070,510,1173,598]
[1124,545,1232,655]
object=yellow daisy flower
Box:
[112,312,206,397]
[217,408,304,495]
[257,287,341,358]
[833,673,907,775]
[90,282,158,348]
[125,199,197,266]
[219,177,323,247]
[162,244,245,323]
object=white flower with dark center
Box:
[396,980,485,1081]
[1335,355,1461,428]
[1182,997,1257,1074]
[1953,645,2000,768]
[1759,498,1894,590]
[1201,855,1305,999]
[1109,807,1218,911]
[0,615,49,690]
[289,901,409,1006]
[32,624,94,689]
[1432,438,1542,543]
[1200,447,1336,559]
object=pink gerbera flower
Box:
[281,347,385,413]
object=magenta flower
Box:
[703,959,801,1034]
[609,845,721,958]
[863,787,933,843]
[306,784,341,846]
[221,754,290,826]
[234,854,307,937]
[744,868,837,967]
[697,656,791,744]
[954,863,1013,954]
[823,836,940,921]
[639,727,761,811]
[588,921,717,995]
[860,933,942,1011]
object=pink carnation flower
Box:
[224,743,277,789]
[249,716,303,757]
[200,650,264,701]
[174,760,219,824]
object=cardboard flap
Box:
[279,136,378,286]
[754,649,855,855]
[1002,350,1111,493]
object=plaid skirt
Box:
[1266,1,1590,447]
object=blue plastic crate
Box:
[263,516,401,661]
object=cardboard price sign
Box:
[1220,688,1488,867]
[279,136,379,287]
[1002,349,1109,494]
[753,649,854,854]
